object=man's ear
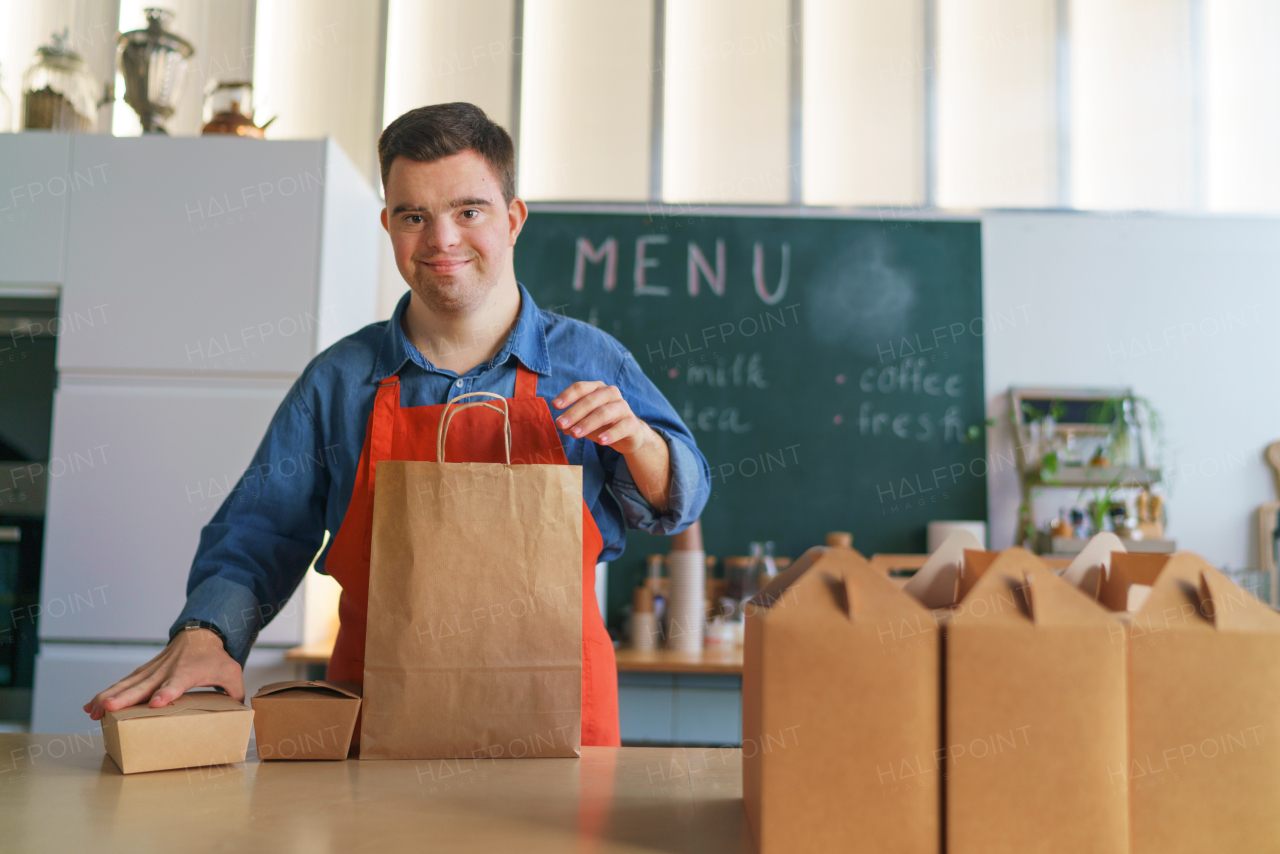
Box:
[380,207,389,234]
[508,197,528,246]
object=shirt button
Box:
[455,380,463,388]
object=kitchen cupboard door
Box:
[672,675,742,744]
[58,136,330,375]
[0,133,71,286]
[618,672,677,743]
[38,378,310,646]
[315,137,381,353]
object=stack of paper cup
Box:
[631,612,659,651]
[630,586,659,651]
[665,549,706,652]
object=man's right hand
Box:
[82,627,244,721]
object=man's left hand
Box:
[553,381,658,455]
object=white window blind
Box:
[803,0,926,207]
[1205,0,1280,212]
[663,0,791,205]
[1071,0,1196,210]
[936,0,1057,208]
[519,0,653,201]
[382,0,515,139]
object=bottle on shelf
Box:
[645,553,666,632]
[740,542,767,608]
[761,541,778,580]
[722,555,753,622]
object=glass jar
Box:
[22,30,99,132]
[760,541,779,579]
[721,556,752,622]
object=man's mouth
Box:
[420,258,470,274]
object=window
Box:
[804,0,927,207]
[663,0,792,205]
[519,0,653,201]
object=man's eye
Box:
[405,215,422,224]
[461,209,479,219]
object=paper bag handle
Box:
[437,392,512,464]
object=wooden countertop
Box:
[614,647,743,674]
[283,637,338,664]
[0,733,747,853]
[288,638,745,675]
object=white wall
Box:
[983,212,1280,569]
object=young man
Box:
[84,103,710,745]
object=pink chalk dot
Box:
[833,414,844,425]
[836,374,846,384]
[668,368,678,378]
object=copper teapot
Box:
[201,80,274,138]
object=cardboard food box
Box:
[940,548,1129,854]
[901,528,983,608]
[743,546,940,854]
[250,680,362,760]
[101,691,254,774]
[1098,552,1280,854]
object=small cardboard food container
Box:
[250,680,362,760]
[938,547,1129,854]
[101,691,254,774]
[743,546,940,854]
[1099,552,1280,854]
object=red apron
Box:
[324,363,621,747]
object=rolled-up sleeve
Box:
[169,383,329,666]
[605,350,710,535]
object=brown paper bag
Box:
[361,396,583,760]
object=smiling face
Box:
[380,149,527,317]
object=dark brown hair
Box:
[377,102,516,203]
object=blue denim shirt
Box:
[172,283,710,664]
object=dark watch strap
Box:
[174,619,229,652]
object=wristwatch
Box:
[173,619,229,653]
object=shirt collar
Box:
[372,281,551,382]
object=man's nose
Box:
[425,216,462,251]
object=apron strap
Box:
[364,376,401,557]
[514,363,538,399]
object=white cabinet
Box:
[56,136,377,374]
[38,378,301,644]
[0,133,72,286]
[1,134,383,728]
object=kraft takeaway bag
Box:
[360,392,583,760]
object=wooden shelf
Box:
[614,647,743,675]
[1034,534,1176,556]
[1026,466,1161,487]
[284,637,336,665]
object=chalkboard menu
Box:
[515,207,986,627]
